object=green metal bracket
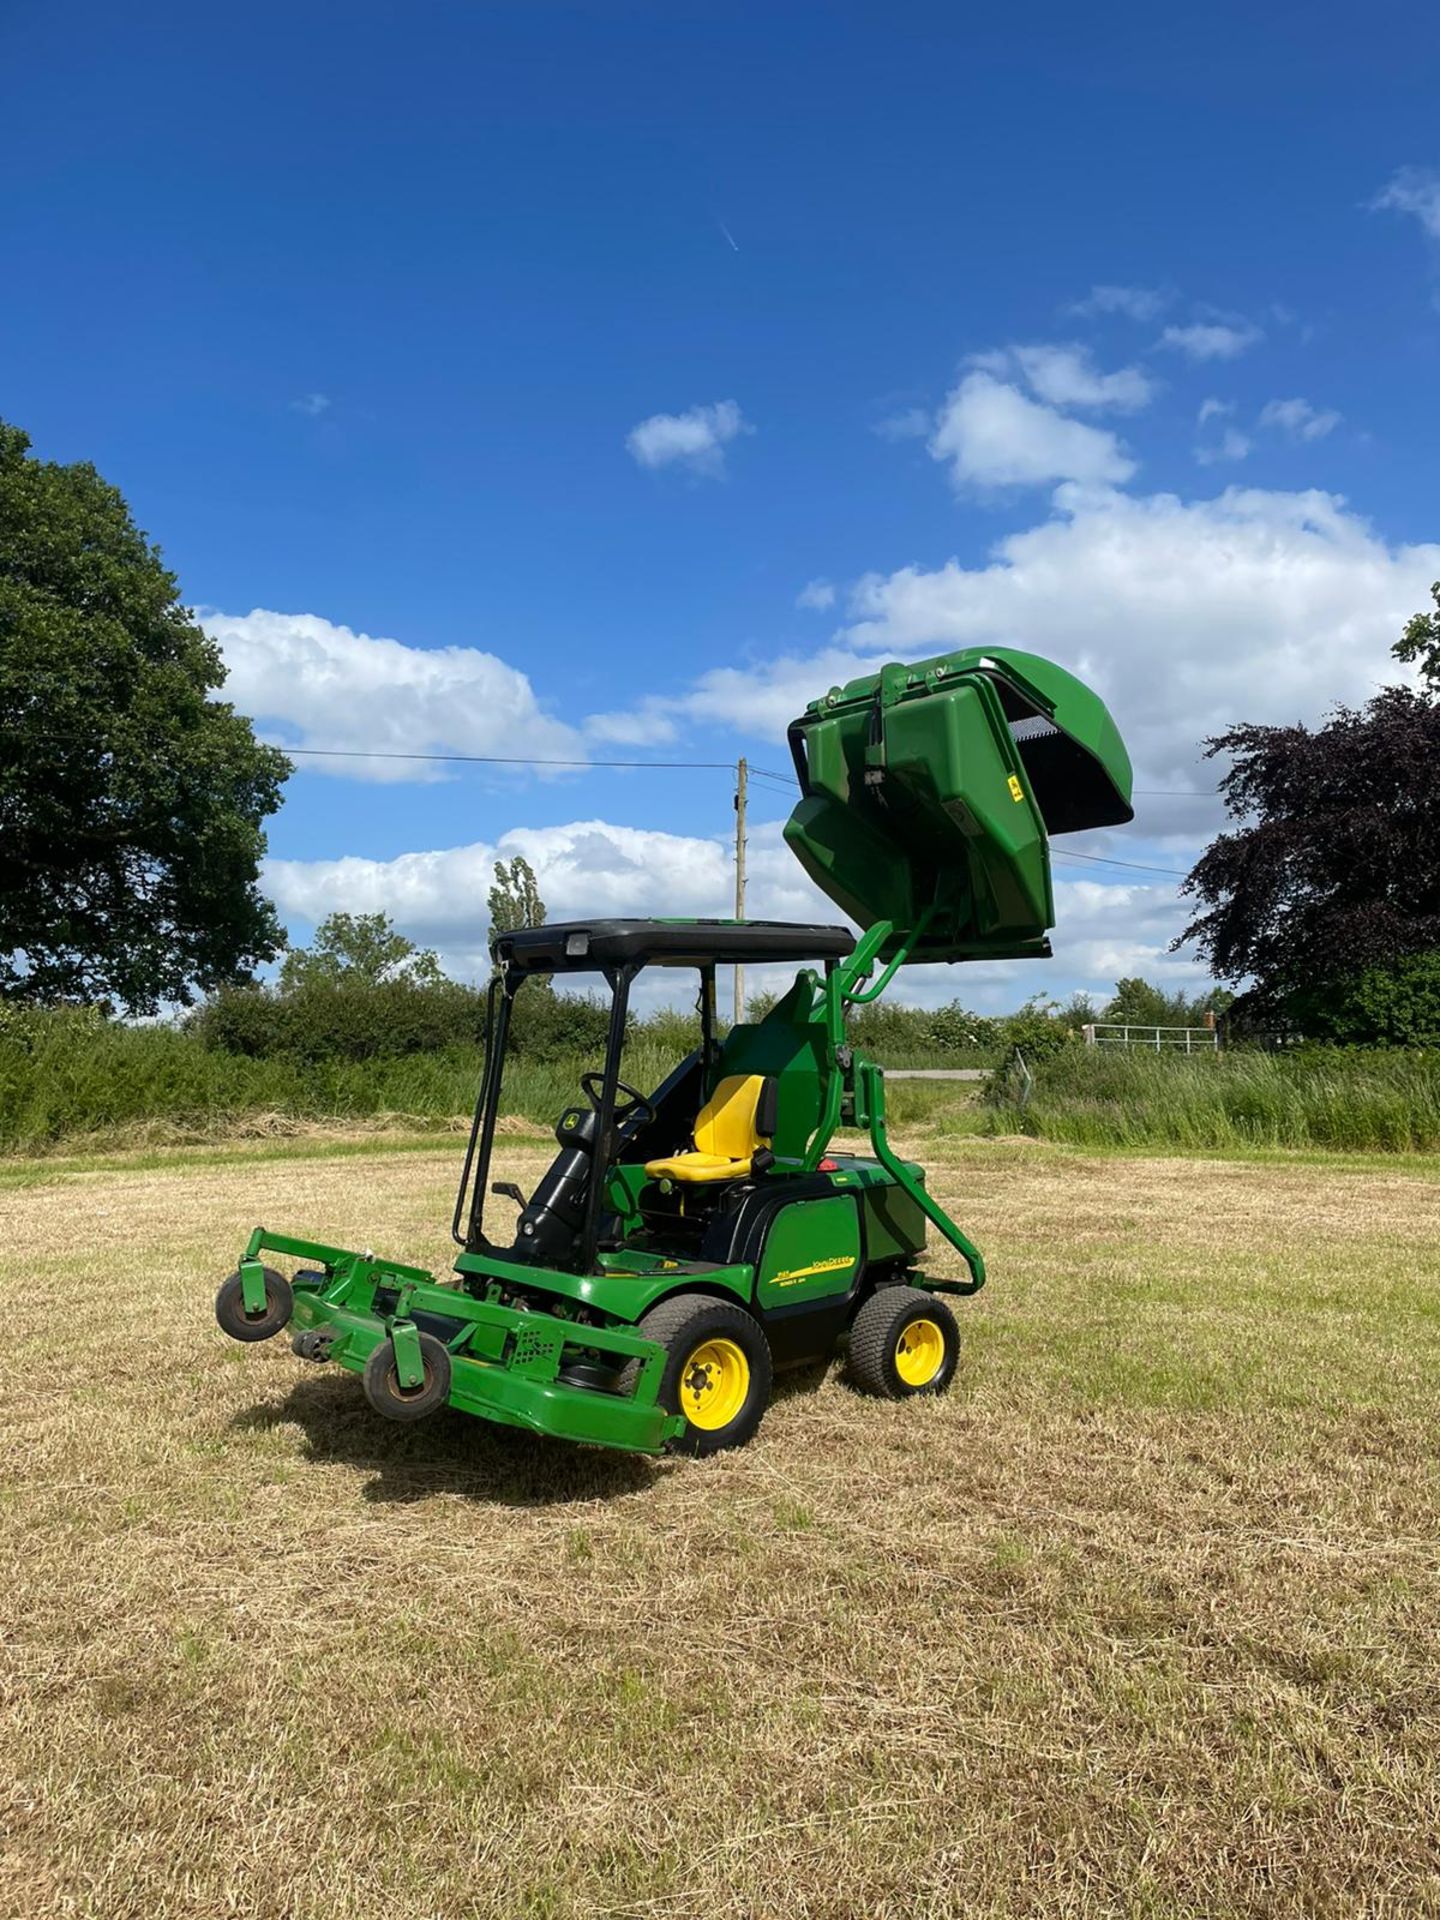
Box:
[239,1258,269,1316]
[856,1056,986,1292]
[389,1319,425,1391]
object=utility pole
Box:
[733,756,747,1027]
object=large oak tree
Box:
[0,422,289,1012]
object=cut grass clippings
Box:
[4,1132,1440,1916]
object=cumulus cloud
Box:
[289,392,331,417]
[201,608,582,779]
[602,484,1439,812]
[871,406,932,442]
[264,814,1214,1009]
[625,399,752,477]
[796,578,837,611]
[1370,166,1440,241]
[1159,321,1262,361]
[842,484,1439,787]
[1002,343,1156,412]
[265,817,833,979]
[928,371,1137,490]
[1194,427,1251,465]
[1259,397,1341,442]
[1067,284,1171,322]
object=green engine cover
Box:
[784,646,1132,964]
[755,1195,861,1311]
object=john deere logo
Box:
[1007,775,1025,803]
[770,1255,854,1287]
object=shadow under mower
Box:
[217,647,1132,1456]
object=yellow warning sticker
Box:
[1007,774,1025,803]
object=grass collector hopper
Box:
[216,647,1132,1456]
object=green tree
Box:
[0,421,288,1012]
[487,855,546,934]
[279,911,443,992]
[1394,580,1440,693]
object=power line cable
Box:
[1053,849,1189,878]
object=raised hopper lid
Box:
[783,646,1133,965]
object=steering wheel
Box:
[579,1071,655,1128]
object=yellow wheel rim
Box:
[679,1337,751,1431]
[894,1317,945,1388]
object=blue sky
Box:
[5,0,1440,1008]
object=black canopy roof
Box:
[493,918,855,975]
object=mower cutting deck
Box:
[217,647,1132,1456]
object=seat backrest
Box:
[693,1074,774,1161]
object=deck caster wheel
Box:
[849,1286,959,1399]
[620,1293,773,1457]
[362,1331,452,1424]
[215,1267,293,1343]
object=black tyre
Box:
[619,1293,772,1457]
[215,1266,294,1343]
[361,1330,453,1424]
[849,1285,959,1399]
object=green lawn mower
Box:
[217,646,1132,1455]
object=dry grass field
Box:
[4,1131,1440,1919]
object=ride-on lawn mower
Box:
[217,647,1131,1455]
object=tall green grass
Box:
[984,1046,1440,1153]
[4,1008,1437,1158]
[0,1014,693,1155]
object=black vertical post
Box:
[699,965,717,1075]
[464,976,517,1252]
[577,964,634,1272]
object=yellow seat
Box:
[644,1074,772,1185]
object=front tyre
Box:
[849,1286,959,1399]
[215,1266,293,1343]
[622,1294,772,1457]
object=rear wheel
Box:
[849,1286,959,1399]
[215,1266,293,1343]
[621,1294,772,1456]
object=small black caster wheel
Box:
[215,1266,294,1343]
[361,1331,452,1423]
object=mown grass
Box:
[4,1134,1440,1917]
[984,1045,1440,1153]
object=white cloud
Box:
[289,393,331,417]
[1259,397,1341,442]
[928,372,1137,491]
[841,483,1439,789]
[1370,167,1440,241]
[1196,397,1231,425]
[796,578,837,611]
[583,700,680,747]
[584,483,1440,803]
[265,818,833,980]
[263,815,1213,1009]
[1194,427,1251,465]
[1159,322,1262,361]
[1005,343,1156,412]
[202,608,582,779]
[872,406,932,442]
[625,399,752,478]
[1067,284,1171,322]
